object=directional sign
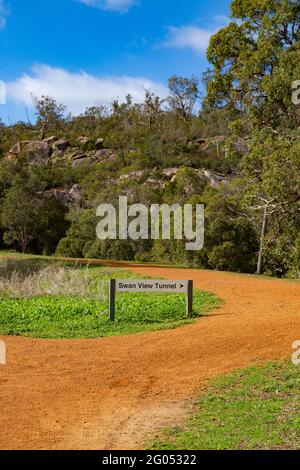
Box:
[115,279,188,293]
[108,279,194,321]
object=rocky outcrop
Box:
[69,183,82,201]
[77,136,92,146]
[120,168,177,182]
[70,148,116,167]
[119,170,145,181]
[188,136,227,157]
[5,135,233,190]
[72,154,90,167]
[7,140,51,164]
[8,141,32,155]
[5,135,115,167]
[119,167,231,189]
[200,169,228,188]
[94,149,116,162]
[37,184,82,204]
[95,138,104,149]
[53,139,69,152]
[43,136,59,147]
[25,140,50,157]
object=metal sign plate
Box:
[115,279,188,293]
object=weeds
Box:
[0,263,106,301]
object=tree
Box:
[1,182,40,252]
[201,184,258,273]
[33,95,66,140]
[37,198,69,255]
[242,140,300,275]
[143,90,164,132]
[205,0,300,113]
[204,0,300,275]
[168,76,199,121]
[55,209,98,258]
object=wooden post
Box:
[186,280,193,317]
[109,279,116,321]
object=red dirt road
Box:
[0,265,299,450]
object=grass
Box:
[0,261,220,339]
[150,361,300,450]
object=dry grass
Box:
[0,263,106,300]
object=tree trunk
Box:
[216,140,220,161]
[256,205,268,275]
[39,122,46,141]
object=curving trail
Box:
[0,264,299,450]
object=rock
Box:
[119,170,145,181]
[69,184,82,201]
[25,141,50,154]
[37,188,70,203]
[23,141,51,164]
[118,167,230,190]
[72,155,90,167]
[8,140,50,163]
[162,168,178,178]
[188,138,208,149]
[8,141,32,155]
[188,135,226,151]
[43,136,59,147]
[37,184,82,204]
[53,139,69,151]
[94,149,115,161]
[119,168,177,183]
[95,138,104,150]
[77,136,91,146]
[200,169,229,188]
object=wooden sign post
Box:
[108,279,116,321]
[108,279,193,320]
[187,279,193,317]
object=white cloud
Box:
[0,0,9,30]
[163,26,216,53]
[163,15,230,54]
[76,0,137,13]
[6,64,168,115]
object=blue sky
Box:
[0,0,230,123]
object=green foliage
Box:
[168,76,200,121]
[1,166,69,254]
[33,95,66,139]
[56,209,97,258]
[204,0,300,277]
[0,266,220,338]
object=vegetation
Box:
[150,361,300,450]
[0,261,220,338]
[0,0,299,278]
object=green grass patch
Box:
[0,265,220,339]
[150,361,300,450]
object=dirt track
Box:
[0,265,299,450]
